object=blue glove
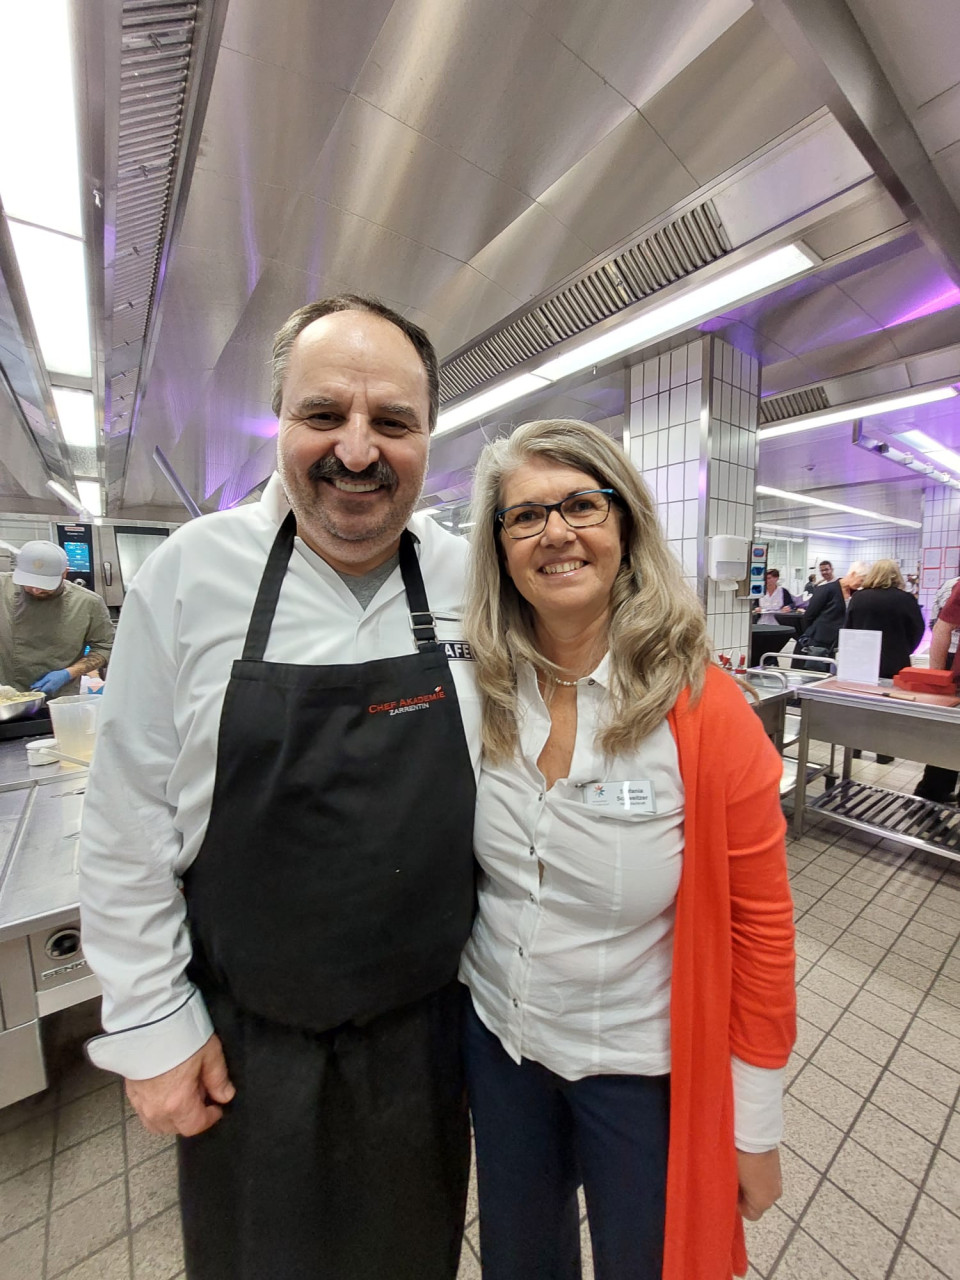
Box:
[31,669,72,696]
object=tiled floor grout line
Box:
[761,825,957,1278]
[121,1088,135,1280]
[884,1073,960,1278]
[41,1080,60,1280]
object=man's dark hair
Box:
[819,560,832,569]
[271,294,440,431]
[766,568,780,579]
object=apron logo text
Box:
[368,685,447,716]
[442,641,474,661]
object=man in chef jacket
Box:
[79,295,481,1280]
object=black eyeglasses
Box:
[495,489,616,540]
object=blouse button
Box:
[518,946,524,957]
[587,678,596,686]
[512,997,519,1008]
[528,846,535,857]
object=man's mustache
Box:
[307,456,397,487]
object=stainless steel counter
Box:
[792,680,960,861]
[0,740,98,1109]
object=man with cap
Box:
[0,540,114,696]
[79,295,480,1280]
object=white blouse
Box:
[460,656,783,1151]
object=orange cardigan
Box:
[664,666,796,1280]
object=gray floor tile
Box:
[55,1086,124,1154]
[811,1036,884,1096]
[905,1018,960,1071]
[849,989,913,1037]
[828,1138,918,1235]
[46,1175,127,1277]
[801,1180,898,1278]
[793,1017,825,1059]
[802,966,861,1009]
[818,947,875,985]
[906,1195,960,1279]
[0,1158,51,1240]
[890,1042,960,1107]
[131,1202,184,1280]
[797,988,845,1032]
[783,1096,845,1171]
[830,1010,898,1066]
[875,1067,951,1142]
[850,1105,934,1185]
[942,1112,960,1161]
[917,995,960,1040]
[59,1238,132,1280]
[864,971,926,1015]
[0,1114,55,1180]
[889,1244,954,1277]
[51,1125,125,1210]
[124,1117,175,1171]
[790,1063,863,1129]
[0,1089,58,1139]
[777,1145,821,1222]
[456,1242,482,1279]
[57,1060,118,1107]
[0,1218,45,1280]
[924,1150,960,1218]
[743,1201,793,1275]
[128,1147,178,1230]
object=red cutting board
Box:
[816,678,960,708]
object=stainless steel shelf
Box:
[809,780,960,863]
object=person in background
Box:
[817,559,835,583]
[798,561,868,660]
[915,574,960,803]
[844,560,925,765]
[79,295,481,1280]
[460,419,795,1280]
[752,568,795,624]
[796,573,818,609]
[0,540,114,696]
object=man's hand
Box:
[737,1148,782,1221]
[125,1034,235,1136]
[31,668,71,696]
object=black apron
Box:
[178,514,477,1280]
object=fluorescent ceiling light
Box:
[756,485,921,529]
[75,481,103,518]
[896,429,960,478]
[0,1,82,237]
[536,245,816,383]
[52,387,96,448]
[435,244,816,434]
[7,221,91,377]
[757,386,958,441]
[46,479,84,515]
[436,373,550,435]
[754,523,866,542]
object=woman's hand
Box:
[737,1148,782,1221]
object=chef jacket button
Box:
[529,893,536,903]
[512,997,519,1008]
[528,846,535,856]
[518,946,524,956]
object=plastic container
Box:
[26,737,59,766]
[48,695,101,764]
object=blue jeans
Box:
[464,996,669,1280]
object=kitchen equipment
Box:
[25,738,59,766]
[48,695,101,764]
[0,688,46,723]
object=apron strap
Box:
[243,514,437,661]
[242,511,297,661]
[398,530,437,652]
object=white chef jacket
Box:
[79,474,482,1079]
[460,657,783,1150]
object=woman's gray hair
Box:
[464,419,712,763]
[860,559,905,591]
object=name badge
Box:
[583,780,656,814]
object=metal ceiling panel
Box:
[512,0,751,110]
[300,96,536,264]
[641,9,824,186]
[354,0,633,198]
[535,112,698,257]
[843,0,960,113]
[832,242,960,330]
[218,0,395,87]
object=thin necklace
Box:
[537,669,582,687]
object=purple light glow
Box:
[885,285,960,328]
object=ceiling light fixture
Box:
[46,479,86,515]
[757,385,958,441]
[435,243,818,436]
[756,485,922,528]
[895,429,960,478]
[8,221,92,378]
[52,387,97,448]
[754,523,867,542]
[75,481,103,518]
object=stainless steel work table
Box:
[0,740,98,1108]
[792,680,960,862]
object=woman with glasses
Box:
[460,419,795,1280]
